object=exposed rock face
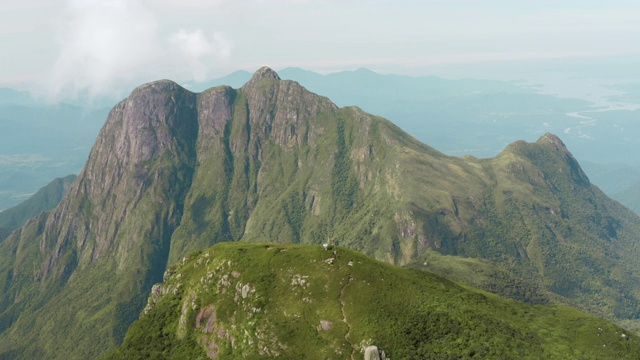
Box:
[46,80,198,272]
[364,345,389,360]
[318,320,333,331]
[0,80,200,358]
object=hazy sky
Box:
[2,0,640,101]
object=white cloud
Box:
[43,0,231,102]
[169,29,232,82]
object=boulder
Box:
[364,346,380,360]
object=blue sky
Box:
[2,0,640,101]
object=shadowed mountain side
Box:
[2,67,640,358]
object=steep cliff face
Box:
[55,79,199,271]
[171,67,454,266]
[0,80,200,358]
[169,67,339,260]
[2,67,640,358]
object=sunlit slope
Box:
[106,243,640,359]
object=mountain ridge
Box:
[2,67,640,358]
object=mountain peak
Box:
[501,132,591,188]
[502,133,568,157]
[252,66,281,81]
[536,132,567,151]
[240,66,281,93]
[131,79,186,95]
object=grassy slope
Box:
[485,138,640,324]
[407,249,555,305]
[0,157,190,359]
[105,243,640,360]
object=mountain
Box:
[0,174,76,233]
[2,69,636,213]
[0,228,11,244]
[2,67,640,358]
[274,68,640,167]
[254,68,640,204]
[191,67,598,160]
[275,68,597,160]
[104,242,640,359]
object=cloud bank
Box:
[44,0,231,102]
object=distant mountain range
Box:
[2,68,640,358]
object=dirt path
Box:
[339,275,354,360]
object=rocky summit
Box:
[2,67,640,358]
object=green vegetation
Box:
[408,249,553,304]
[105,243,640,359]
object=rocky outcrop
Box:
[364,345,389,360]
